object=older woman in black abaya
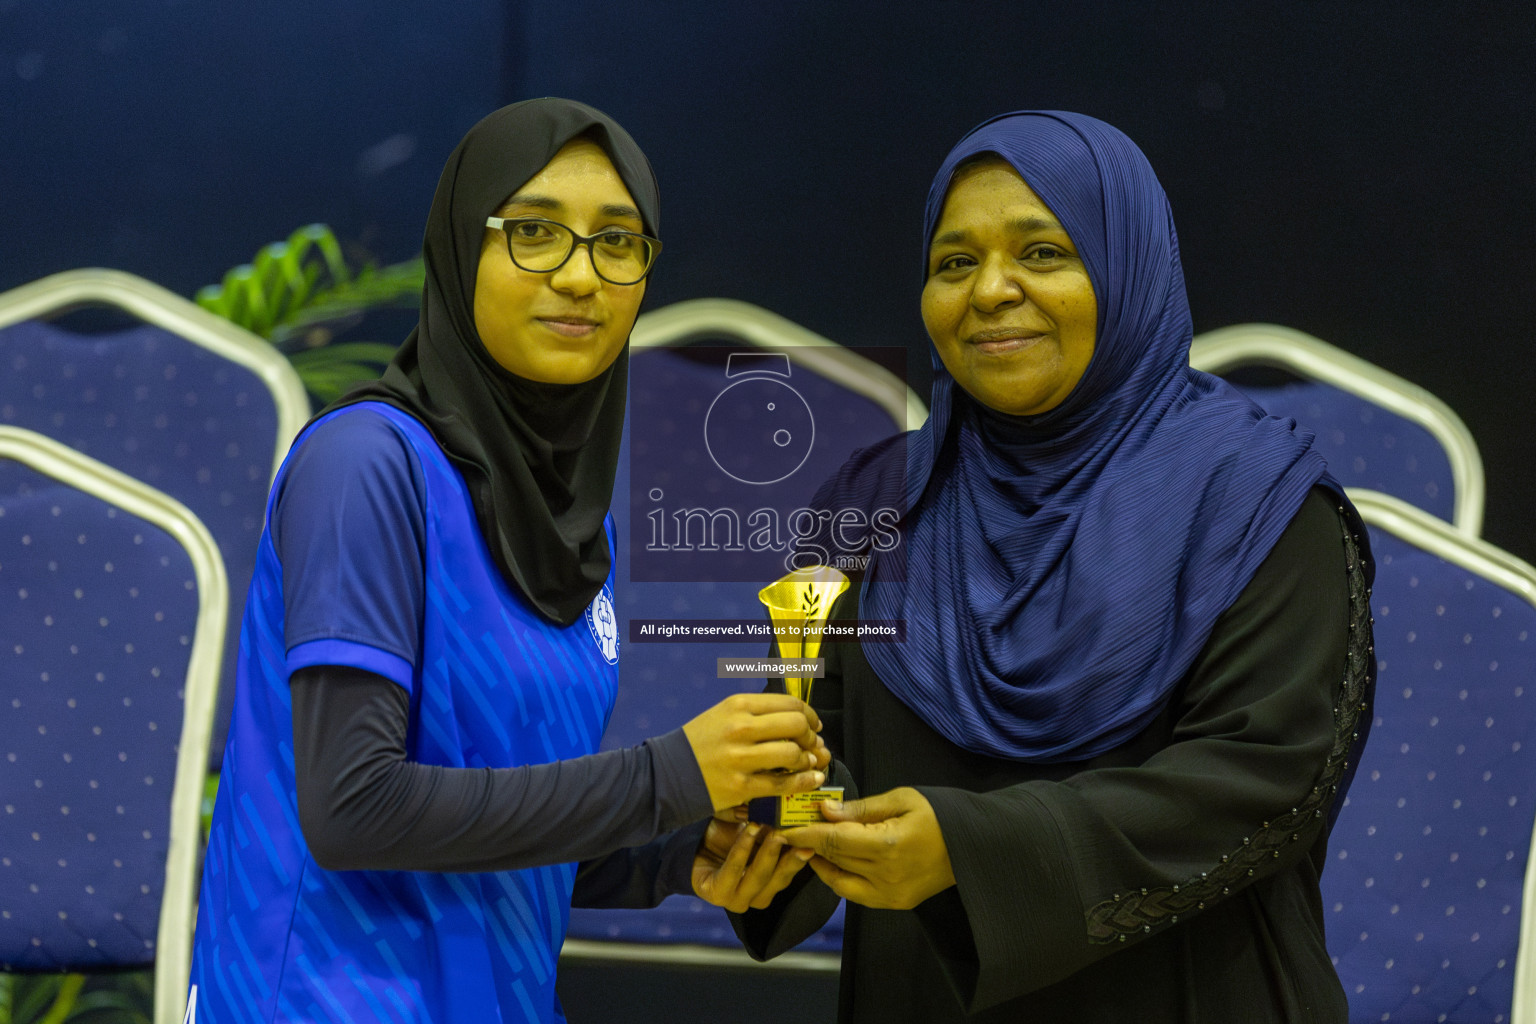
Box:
[736,111,1373,1023]
[187,99,826,1024]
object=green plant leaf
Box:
[202,773,219,843]
[293,365,387,402]
[287,343,400,369]
[198,224,418,406]
[13,975,65,1022]
[64,989,150,1023]
[197,225,414,340]
[36,974,83,1024]
[290,223,351,285]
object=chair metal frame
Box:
[1190,323,1485,536]
[1347,487,1536,1023]
[0,426,228,1024]
[559,938,840,974]
[0,267,310,483]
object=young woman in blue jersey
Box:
[187,98,827,1023]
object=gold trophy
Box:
[748,565,850,827]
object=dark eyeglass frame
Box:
[484,216,662,285]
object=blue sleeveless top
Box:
[189,403,620,1023]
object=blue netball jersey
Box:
[189,403,620,1023]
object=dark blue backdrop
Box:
[3,1,1532,562]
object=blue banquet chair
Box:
[1190,324,1485,536]
[560,299,923,993]
[0,269,309,769]
[0,426,227,1024]
[1325,489,1536,1023]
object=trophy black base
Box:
[746,788,844,828]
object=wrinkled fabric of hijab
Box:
[325,98,659,626]
[817,111,1355,762]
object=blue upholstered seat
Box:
[0,269,308,769]
[0,426,226,1024]
[1325,490,1536,1023]
[1191,324,1485,536]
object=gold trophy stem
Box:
[752,566,850,827]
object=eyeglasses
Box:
[484,216,662,286]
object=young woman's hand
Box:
[783,786,956,910]
[682,693,830,811]
[691,818,814,913]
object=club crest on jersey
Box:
[585,584,619,665]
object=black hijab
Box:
[325,98,660,625]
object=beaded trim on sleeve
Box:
[1083,508,1373,945]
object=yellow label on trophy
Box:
[775,787,845,828]
[750,565,850,828]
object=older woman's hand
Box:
[783,787,956,910]
[692,818,815,913]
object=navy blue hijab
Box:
[829,111,1337,762]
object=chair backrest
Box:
[1325,489,1536,1023]
[0,268,309,769]
[1190,324,1485,536]
[564,299,922,958]
[0,426,227,1024]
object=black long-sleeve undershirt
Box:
[289,663,711,906]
